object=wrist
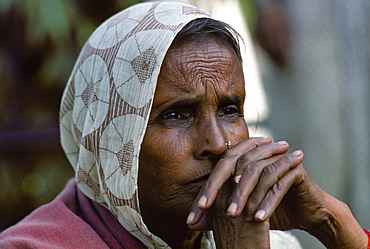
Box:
[309,194,367,248]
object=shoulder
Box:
[0,179,109,249]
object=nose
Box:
[194,115,227,160]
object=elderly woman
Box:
[0,1,367,248]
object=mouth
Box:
[189,173,210,185]
[177,173,211,206]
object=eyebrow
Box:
[165,94,243,110]
[218,95,243,107]
[167,99,199,109]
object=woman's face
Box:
[139,38,249,230]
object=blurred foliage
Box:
[0,0,142,231]
[238,0,257,30]
[0,0,142,128]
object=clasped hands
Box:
[186,137,348,248]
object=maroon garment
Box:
[0,179,145,249]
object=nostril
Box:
[200,151,213,158]
[199,151,222,163]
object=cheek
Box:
[141,128,190,171]
[139,127,194,190]
[138,127,198,215]
[224,118,249,144]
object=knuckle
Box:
[274,154,297,168]
[262,163,278,176]
[270,181,283,195]
[243,163,259,175]
[251,141,260,148]
[281,155,293,163]
[203,179,219,194]
[202,181,212,194]
[217,156,239,173]
[265,182,284,205]
[237,153,253,165]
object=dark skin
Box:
[138,38,367,248]
[139,38,250,248]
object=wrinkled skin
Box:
[139,38,250,248]
[138,39,367,248]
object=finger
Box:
[198,140,288,211]
[188,137,280,226]
[227,155,283,217]
[255,163,305,222]
[228,150,303,217]
[251,150,303,220]
[187,183,212,228]
[234,141,289,176]
[196,137,273,210]
[222,136,272,158]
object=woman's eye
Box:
[220,107,239,116]
[163,111,187,120]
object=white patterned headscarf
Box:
[59,1,301,248]
[60,1,211,248]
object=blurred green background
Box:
[0,0,145,231]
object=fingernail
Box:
[261,136,270,139]
[255,210,266,221]
[198,195,207,208]
[293,150,302,156]
[277,141,287,145]
[187,212,195,224]
[227,202,237,216]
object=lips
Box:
[190,173,210,185]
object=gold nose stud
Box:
[226,141,231,149]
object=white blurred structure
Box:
[185,0,270,137]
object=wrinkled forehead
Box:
[160,39,244,92]
[153,40,245,109]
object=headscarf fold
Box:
[60,1,211,248]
